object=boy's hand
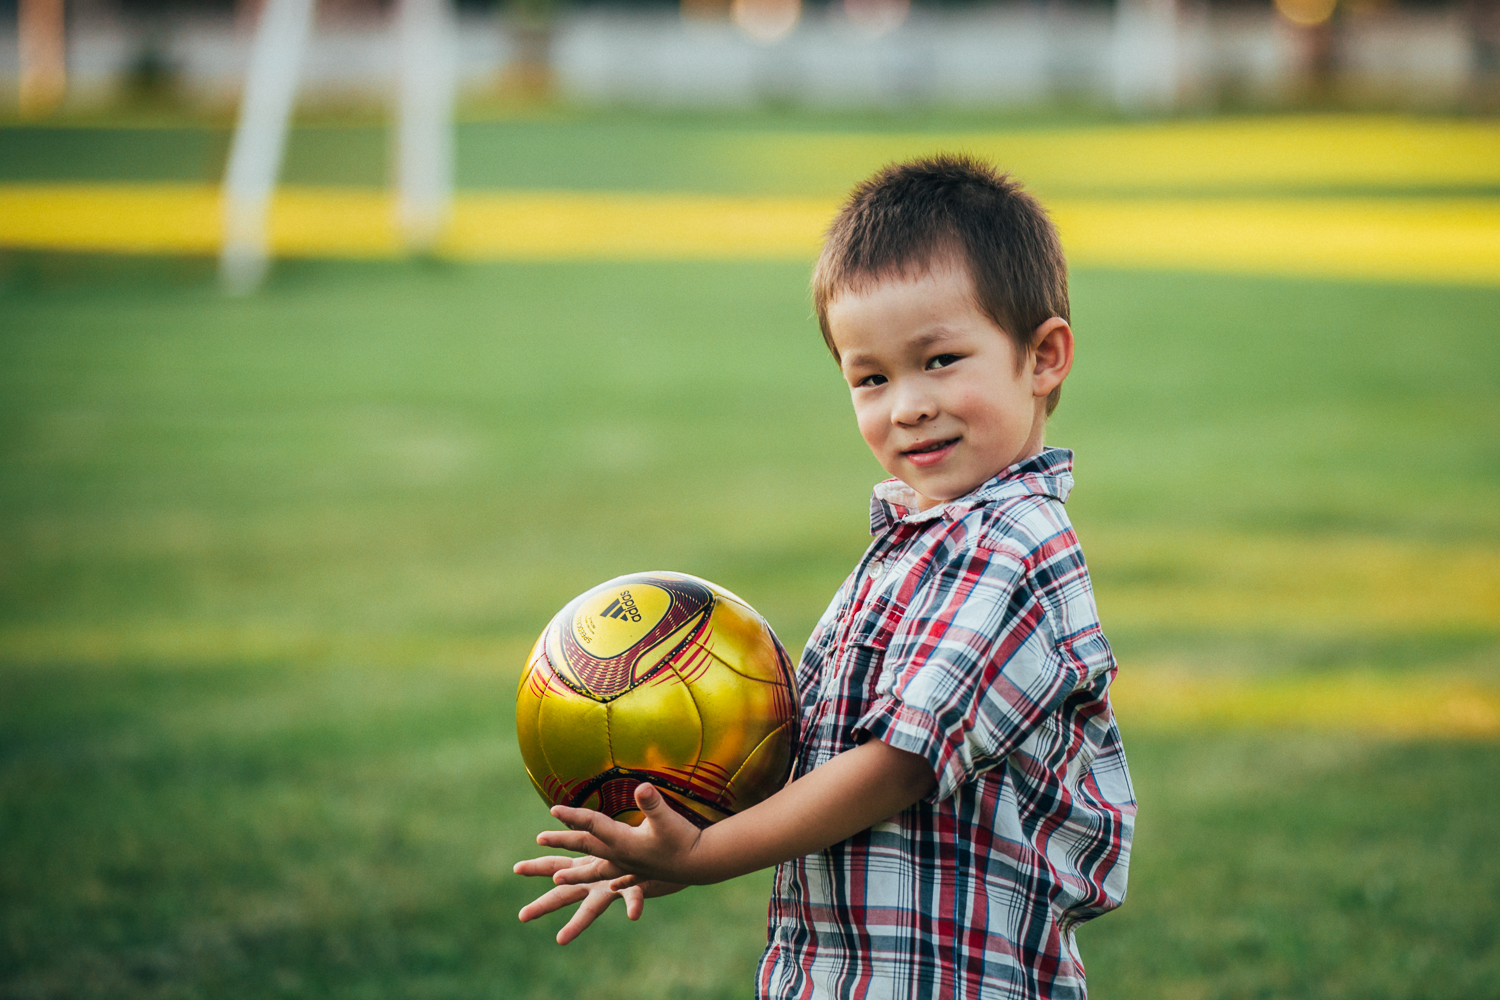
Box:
[522,741,938,914]
[513,854,684,945]
[538,783,705,887]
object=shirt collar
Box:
[869,447,1076,535]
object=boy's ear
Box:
[1030,318,1074,401]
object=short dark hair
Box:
[812,154,1069,414]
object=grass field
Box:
[2,113,1499,999]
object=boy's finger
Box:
[518,883,590,923]
[549,803,598,824]
[622,885,645,920]
[550,804,623,843]
[536,829,607,856]
[609,873,641,891]
[553,858,625,885]
[512,855,583,877]
[556,888,619,946]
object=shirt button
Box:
[869,560,885,579]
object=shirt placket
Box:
[801,528,907,774]
[861,522,918,597]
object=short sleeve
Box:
[853,536,1086,801]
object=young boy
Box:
[516,155,1135,999]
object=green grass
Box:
[0,257,870,649]
[1082,733,1500,1000]
[2,110,1499,998]
[0,657,776,1000]
[2,254,1496,999]
[2,256,1495,652]
[4,657,1497,1000]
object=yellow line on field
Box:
[443,190,831,261]
[0,185,397,257]
[1112,669,1500,739]
[1,183,1498,284]
[1052,198,1500,286]
[0,184,222,254]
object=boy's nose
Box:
[890,383,938,425]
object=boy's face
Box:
[827,262,1066,511]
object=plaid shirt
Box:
[756,448,1135,1000]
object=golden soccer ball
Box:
[517,571,798,827]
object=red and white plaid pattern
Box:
[757,448,1135,1000]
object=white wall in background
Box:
[1339,9,1473,101]
[0,5,1485,110]
[553,9,1082,107]
[0,15,512,105]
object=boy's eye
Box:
[857,374,888,388]
[926,354,961,371]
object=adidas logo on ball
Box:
[599,590,642,622]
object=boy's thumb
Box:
[635,782,662,811]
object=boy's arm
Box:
[535,738,937,889]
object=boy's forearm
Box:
[679,739,937,884]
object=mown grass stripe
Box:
[6,114,1496,193]
[1,625,1495,739]
[1113,669,1500,739]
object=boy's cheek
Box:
[857,421,900,473]
[853,408,884,451]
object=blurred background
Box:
[2,0,1500,110]
[1,0,1498,997]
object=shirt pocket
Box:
[825,591,908,706]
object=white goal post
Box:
[395,0,459,252]
[220,0,456,294]
[220,0,317,295]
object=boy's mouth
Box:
[902,437,960,467]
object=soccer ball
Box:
[516,571,799,827]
